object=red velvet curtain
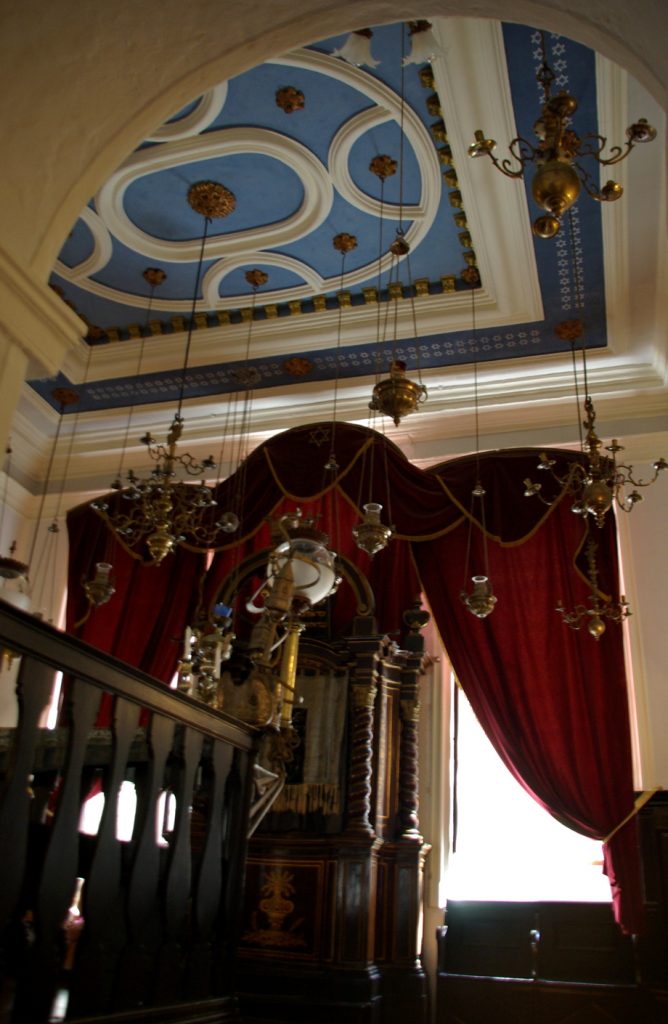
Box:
[414,451,642,934]
[65,424,642,932]
[66,501,207,723]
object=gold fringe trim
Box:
[263,436,376,503]
[271,782,341,815]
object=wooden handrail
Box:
[0,599,256,747]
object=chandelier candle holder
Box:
[82,562,116,608]
[468,32,656,238]
[462,573,497,619]
[92,182,242,565]
[178,602,235,706]
[352,502,394,557]
[524,395,667,528]
[460,483,497,620]
[557,538,631,639]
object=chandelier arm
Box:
[179,452,215,476]
[486,139,534,179]
[146,443,168,464]
[578,133,634,166]
[573,160,608,200]
[615,464,665,488]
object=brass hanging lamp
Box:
[459,269,497,619]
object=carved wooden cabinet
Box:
[234,610,430,1024]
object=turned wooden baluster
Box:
[113,712,175,1010]
[68,696,140,1015]
[214,747,255,984]
[186,738,234,998]
[152,726,203,1004]
[0,657,54,932]
[12,677,100,1022]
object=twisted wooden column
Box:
[398,657,422,838]
[347,681,377,836]
[345,640,382,836]
[398,601,430,839]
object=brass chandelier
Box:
[524,393,667,529]
[468,32,656,238]
[92,181,241,565]
[523,280,666,529]
[557,537,631,640]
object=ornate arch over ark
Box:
[66,421,642,934]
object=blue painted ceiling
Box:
[36,20,607,414]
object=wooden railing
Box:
[0,601,258,1024]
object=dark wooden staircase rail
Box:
[0,601,257,1024]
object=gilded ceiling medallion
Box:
[369,154,397,180]
[187,180,236,219]
[332,233,358,254]
[245,269,269,288]
[143,267,167,287]
[461,267,480,287]
[555,319,584,342]
[275,86,305,114]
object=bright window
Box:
[446,681,611,903]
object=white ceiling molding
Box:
[202,251,324,304]
[146,83,229,141]
[94,126,334,263]
[327,103,440,222]
[54,205,113,283]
